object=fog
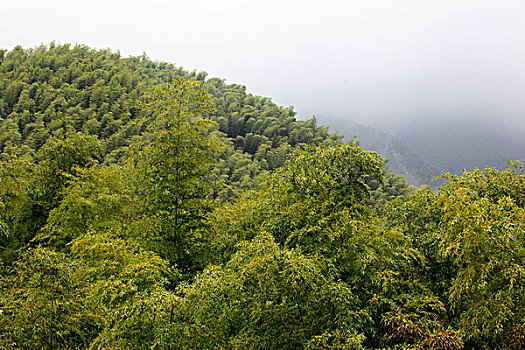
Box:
[2,0,525,132]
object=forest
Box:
[0,43,524,349]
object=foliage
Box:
[33,131,103,215]
[202,142,453,348]
[0,153,33,262]
[369,170,415,208]
[0,247,98,349]
[0,43,343,195]
[42,164,137,247]
[257,141,384,249]
[4,42,523,349]
[0,132,102,261]
[380,188,456,302]
[436,163,525,347]
[165,233,367,349]
[70,232,177,349]
[0,232,175,349]
[129,78,224,276]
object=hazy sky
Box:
[2,0,525,131]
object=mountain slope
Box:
[325,118,437,185]
[0,43,343,197]
[392,118,525,176]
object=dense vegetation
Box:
[1,44,524,349]
[0,43,343,196]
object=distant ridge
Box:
[323,119,437,186]
[393,118,525,176]
[322,117,525,188]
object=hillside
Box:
[324,118,438,186]
[0,43,343,197]
[392,118,525,176]
[0,42,411,253]
[2,44,524,349]
[322,116,525,188]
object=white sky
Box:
[2,0,525,130]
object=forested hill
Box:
[2,44,525,349]
[0,43,344,194]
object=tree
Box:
[0,153,33,263]
[368,170,415,208]
[41,164,137,248]
[0,232,175,350]
[131,78,223,276]
[202,141,384,265]
[69,232,176,349]
[203,142,462,347]
[164,233,366,349]
[0,247,98,349]
[256,141,384,251]
[29,131,103,247]
[436,163,525,347]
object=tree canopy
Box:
[2,43,522,349]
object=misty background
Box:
[2,0,525,184]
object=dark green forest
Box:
[1,44,524,349]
